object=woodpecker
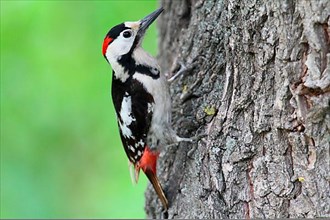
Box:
[102,8,191,210]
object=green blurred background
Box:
[1,0,160,218]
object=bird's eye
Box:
[123,31,132,38]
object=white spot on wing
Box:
[135,139,144,148]
[129,145,135,153]
[147,103,153,113]
[119,96,136,138]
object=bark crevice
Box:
[145,0,330,218]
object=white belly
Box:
[133,73,175,148]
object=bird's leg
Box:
[167,61,205,104]
[166,59,199,83]
[162,136,191,149]
[175,135,193,143]
[164,133,206,148]
[178,133,207,143]
[164,134,206,158]
[167,62,188,83]
[165,57,206,150]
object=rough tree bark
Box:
[145,0,330,218]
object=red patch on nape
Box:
[102,36,113,56]
[138,146,159,174]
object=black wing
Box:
[111,76,154,163]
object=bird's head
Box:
[102,8,163,62]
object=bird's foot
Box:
[167,62,188,83]
[166,60,198,83]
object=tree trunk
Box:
[145,0,330,218]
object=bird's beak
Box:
[138,8,164,37]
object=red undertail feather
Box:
[135,146,168,210]
[139,147,159,174]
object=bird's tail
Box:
[135,147,168,210]
[144,166,168,210]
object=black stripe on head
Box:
[106,23,130,40]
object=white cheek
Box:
[107,37,134,58]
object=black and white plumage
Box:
[103,20,177,164]
[102,8,184,209]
